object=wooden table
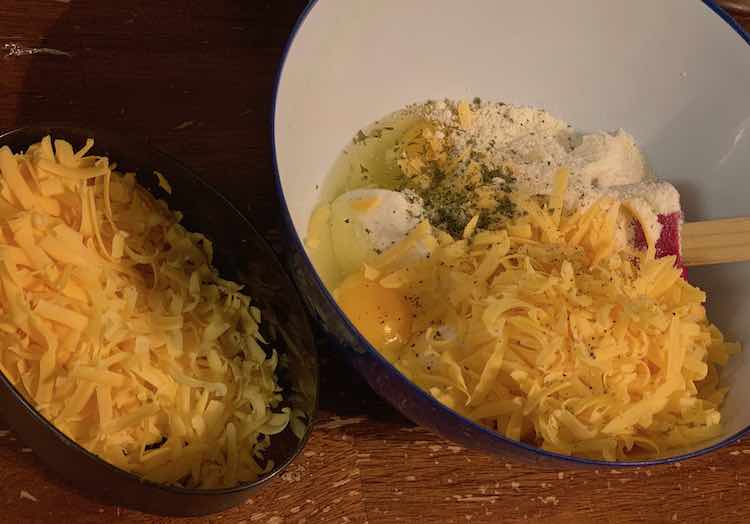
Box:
[1,2,750,523]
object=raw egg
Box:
[334,273,412,358]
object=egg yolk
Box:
[335,274,412,356]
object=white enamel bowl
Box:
[273,0,750,465]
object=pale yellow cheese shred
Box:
[0,137,291,487]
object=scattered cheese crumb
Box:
[154,170,172,194]
[281,470,303,483]
[316,417,367,430]
[19,490,38,502]
[172,121,195,131]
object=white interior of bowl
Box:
[275,0,750,452]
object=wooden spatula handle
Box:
[682,217,750,267]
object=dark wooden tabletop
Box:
[1,2,750,523]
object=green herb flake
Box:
[353,130,368,145]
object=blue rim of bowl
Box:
[0,124,317,495]
[271,0,750,467]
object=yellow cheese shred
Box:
[0,137,292,487]
[349,189,740,461]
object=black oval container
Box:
[0,125,319,516]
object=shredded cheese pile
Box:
[0,137,289,487]
[355,169,740,460]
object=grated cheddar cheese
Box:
[341,169,740,460]
[0,137,291,487]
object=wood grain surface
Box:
[683,218,750,266]
[1,2,750,523]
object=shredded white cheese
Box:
[0,137,290,488]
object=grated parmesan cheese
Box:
[344,169,739,460]
[397,99,678,245]
[0,137,291,488]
